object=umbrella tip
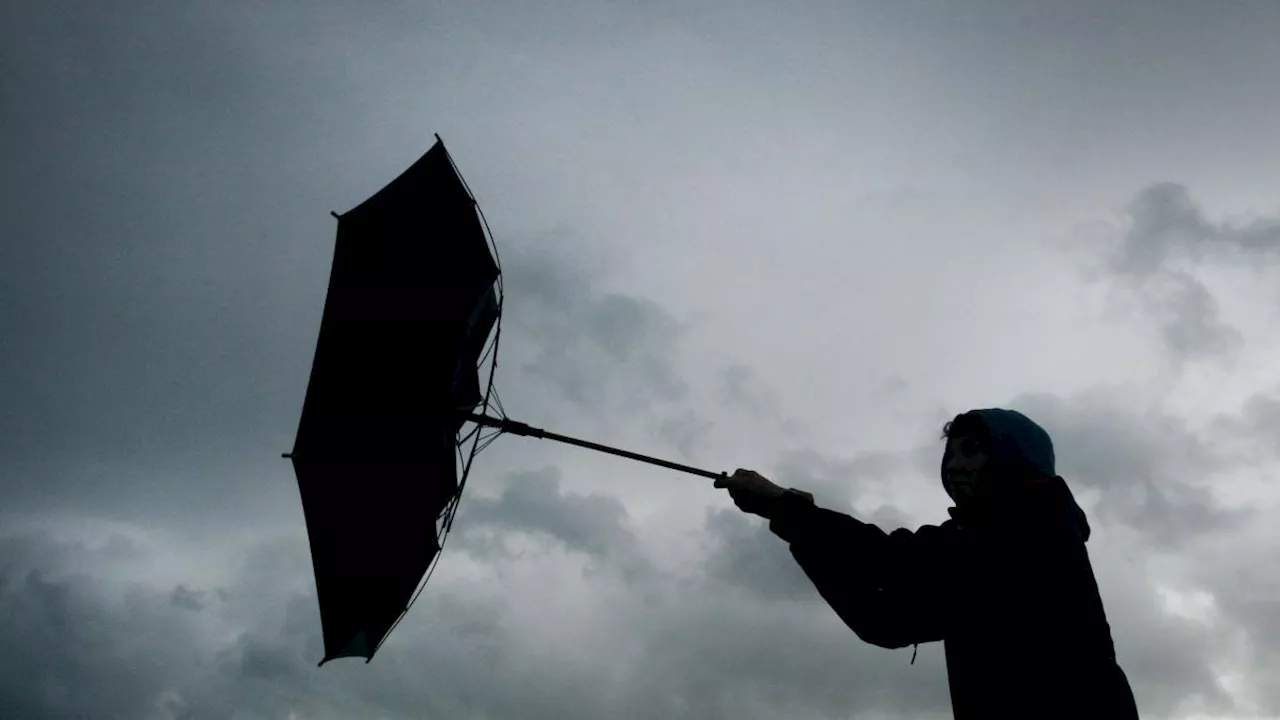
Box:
[329,211,340,219]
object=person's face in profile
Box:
[944,434,989,505]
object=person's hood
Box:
[941,408,1091,542]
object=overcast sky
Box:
[4,1,1280,718]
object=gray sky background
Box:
[3,1,1280,718]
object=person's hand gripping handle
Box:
[714,468,811,518]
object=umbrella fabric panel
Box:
[292,452,450,663]
[293,143,499,458]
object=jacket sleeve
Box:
[767,493,960,649]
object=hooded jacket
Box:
[767,409,1139,719]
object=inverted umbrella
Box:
[285,136,722,665]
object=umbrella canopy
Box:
[286,138,499,664]
[287,137,728,668]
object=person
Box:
[715,408,1139,719]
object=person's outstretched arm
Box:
[766,491,957,649]
[716,469,959,648]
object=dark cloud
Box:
[3,457,1265,720]
[0,532,226,719]
[697,442,934,606]
[719,364,772,414]
[0,515,957,720]
[1100,182,1280,362]
[500,242,689,419]
[717,364,807,438]
[170,584,206,611]
[622,590,955,720]
[700,508,816,602]
[1113,183,1211,277]
[1148,271,1242,361]
[455,466,648,578]
[652,409,716,463]
[1208,389,1280,462]
[1238,391,1280,440]
[697,447,922,611]
[1114,183,1280,276]
[491,238,727,474]
[1198,551,1280,713]
[774,446,913,511]
[0,528,493,719]
[1007,390,1248,548]
[1101,575,1239,717]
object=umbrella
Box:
[285,136,722,665]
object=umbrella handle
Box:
[464,413,727,480]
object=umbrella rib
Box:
[490,387,507,419]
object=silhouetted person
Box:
[716,408,1139,719]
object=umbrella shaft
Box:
[463,413,724,480]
